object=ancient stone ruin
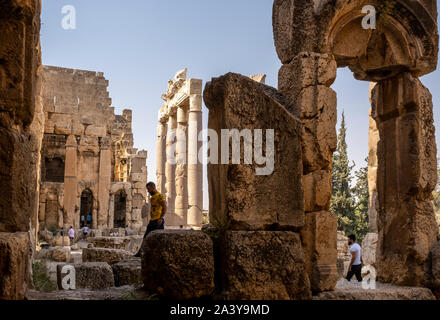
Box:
[0,0,42,300]
[156,69,203,228]
[39,66,148,233]
[1,0,440,301]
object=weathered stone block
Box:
[57,262,114,290]
[204,73,304,230]
[300,86,337,173]
[112,259,141,287]
[141,230,214,299]
[278,52,337,112]
[300,211,338,294]
[82,247,132,265]
[362,233,378,267]
[303,170,331,212]
[88,236,143,254]
[376,199,437,286]
[50,246,71,262]
[51,236,70,247]
[218,231,311,300]
[0,233,29,300]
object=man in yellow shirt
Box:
[134,182,167,257]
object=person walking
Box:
[68,226,75,244]
[134,182,166,257]
[83,224,89,239]
[346,234,363,282]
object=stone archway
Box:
[80,189,93,228]
[114,190,127,228]
[273,0,439,290]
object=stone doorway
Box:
[80,189,93,228]
[114,190,127,228]
[273,0,439,290]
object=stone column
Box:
[64,135,78,228]
[187,94,203,227]
[362,84,380,268]
[175,106,189,226]
[372,72,438,286]
[165,111,177,226]
[97,138,112,229]
[279,52,339,294]
[156,116,168,195]
[108,194,115,229]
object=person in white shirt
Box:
[346,234,362,282]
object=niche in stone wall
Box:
[44,157,65,182]
[80,189,93,228]
[114,190,127,228]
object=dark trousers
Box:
[346,264,363,282]
[143,219,165,239]
[135,219,164,256]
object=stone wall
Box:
[39,66,148,233]
[0,0,42,299]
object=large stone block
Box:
[56,262,114,290]
[278,52,337,112]
[376,199,437,286]
[299,86,337,173]
[300,211,338,294]
[82,247,132,265]
[112,259,141,287]
[204,73,304,230]
[362,233,378,267]
[0,233,29,300]
[88,236,142,254]
[50,246,71,262]
[218,231,311,300]
[141,230,214,299]
[373,74,437,199]
[303,170,332,212]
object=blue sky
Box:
[41,1,440,209]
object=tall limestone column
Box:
[187,94,203,226]
[362,84,380,269]
[372,72,438,286]
[98,137,112,229]
[156,112,168,195]
[64,135,78,228]
[175,105,189,226]
[165,110,177,226]
[278,52,339,294]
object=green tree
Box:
[331,112,356,236]
[352,158,370,242]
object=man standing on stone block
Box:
[134,182,167,257]
[346,234,362,282]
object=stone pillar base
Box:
[0,232,30,300]
[301,211,338,294]
[218,231,311,300]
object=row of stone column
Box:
[156,94,203,227]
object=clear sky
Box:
[41,1,440,210]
